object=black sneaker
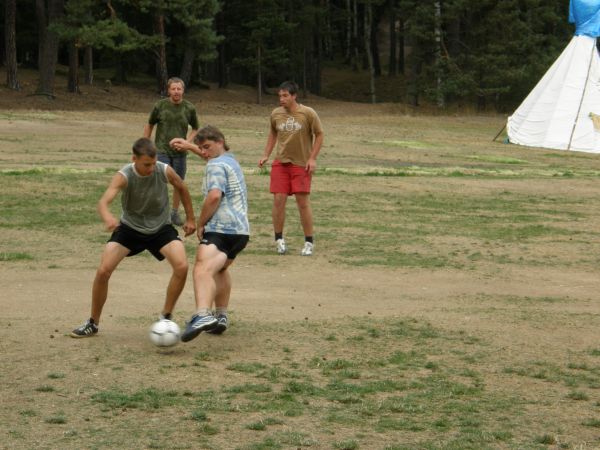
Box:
[180,314,218,342]
[70,319,98,338]
[207,315,228,335]
[159,312,172,321]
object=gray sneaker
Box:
[171,210,184,226]
[181,314,218,342]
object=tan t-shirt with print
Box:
[270,104,323,166]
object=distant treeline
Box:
[3,0,572,109]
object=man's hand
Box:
[196,225,205,241]
[258,157,268,168]
[104,215,119,232]
[305,158,317,174]
[182,218,196,237]
[170,138,189,153]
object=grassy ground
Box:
[2,101,600,449]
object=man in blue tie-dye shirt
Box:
[171,126,249,342]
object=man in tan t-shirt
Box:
[258,81,324,256]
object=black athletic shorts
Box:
[109,223,181,261]
[201,232,249,260]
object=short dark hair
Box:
[278,80,298,96]
[132,137,157,157]
[193,125,230,151]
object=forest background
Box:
[2,0,575,110]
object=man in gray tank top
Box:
[70,138,196,338]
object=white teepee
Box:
[507,0,600,153]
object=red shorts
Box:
[270,160,312,195]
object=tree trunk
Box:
[323,0,332,60]
[313,6,323,96]
[371,21,381,77]
[364,3,376,104]
[407,39,420,107]
[302,47,308,98]
[409,63,420,107]
[83,46,93,85]
[256,44,262,104]
[398,18,404,75]
[344,0,351,64]
[388,0,397,77]
[154,11,168,96]
[434,0,444,107]
[36,0,45,70]
[35,0,64,97]
[370,9,381,77]
[5,0,20,90]
[67,41,80,93]
[180,45,195,88]
[216,10,228,88]
[351,0,359,71]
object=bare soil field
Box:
[2,72,600,449]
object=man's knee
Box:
[273,193,287,207]
[95,265,115,283]
[296,196,311,211]
[193,264,210,280]
[171,258,188,277]
[162,241,188,274]
[194,260,224,277]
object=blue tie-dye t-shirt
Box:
[203,153,250,235]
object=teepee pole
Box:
[492,124,507,142]
[567,39,596,151]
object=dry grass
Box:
[2,78,600,449]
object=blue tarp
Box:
[570,0,600,37]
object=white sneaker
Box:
[276,238,287,255]
[301,241,313,256]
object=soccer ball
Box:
[149,319,180,347]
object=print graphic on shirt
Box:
[277,117,302,132]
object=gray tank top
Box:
[119,161,170,234]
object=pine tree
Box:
[226,0,294,102]
[168,0,221,88]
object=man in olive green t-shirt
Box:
[143,77,199,226]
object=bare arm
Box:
[305,131,324,174]
[97,173,127,231]
[143,123,154,138]
[166,166,196,236]
[169,138,203,158]
[187,128,199,141]
[258,129,277,168]
[196,189,222,239]
[171,128,200,154]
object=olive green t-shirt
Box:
[270,104,323,166]
[148,98,199,156]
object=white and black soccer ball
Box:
[149,319,180,347]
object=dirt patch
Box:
[2,87,600,448]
